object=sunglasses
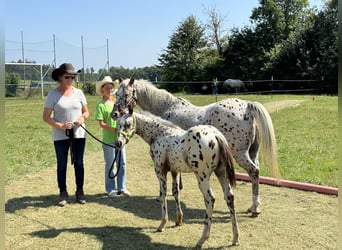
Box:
[64,76,75,80]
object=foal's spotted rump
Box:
[115,111,239,248]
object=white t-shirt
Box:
[44,87,87,141]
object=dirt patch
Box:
[263,99,305,113]
[5,143,338,249]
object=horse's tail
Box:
[216,134,236,187]
[249,102,281,181]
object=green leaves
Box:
[158,16,207,82]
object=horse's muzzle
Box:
[114,137,126,149]
[115,140,122,149]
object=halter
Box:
[118,114,136,144]
[123,89,137,108]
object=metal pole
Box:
[40,64,43,99]
[106,38,109,72]
[270,76,273,98]
[81,35,85,86]
[21,31,26,85]
[53,34,56,67]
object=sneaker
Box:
[117,190,131,197]
[75,190,86,204]
[58,191,68,207]
[108,191,120,197]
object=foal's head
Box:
[111,77,137,120]
[114,107,136,149]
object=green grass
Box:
[271,95,338,186]
[5,94,338,187]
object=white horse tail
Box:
[216,134,236,187]
[249,102,280,181]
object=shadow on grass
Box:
[29,225,190,250]
[7,194,247,249]
[6,193,253,223]
[29,225,234,249]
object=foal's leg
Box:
[195,176,215,249]
[215,167,240,246]
[155,165,168,232]
[171,171,183,226]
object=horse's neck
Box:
[136,82,203,126]
[134,113,178,144]
[136,83,180,113]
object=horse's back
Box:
[201,98,255,151]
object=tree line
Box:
[159,0,337,82]
[5,0,337,96]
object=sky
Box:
[5,0,324,71]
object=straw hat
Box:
[51,63,79,81]
[96,76,117,95]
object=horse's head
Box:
[114,107,136,149]
[111,77,137,120]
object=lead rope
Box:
[65,128,75,165]
[78,124,121,179]
[108,149,121,179]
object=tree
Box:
[263,0,337,81]
[222,26,261,80]
[5,72,21,97]
[310,0,338,80]
[221,0,315,80]
[158,15,207,83]
[203,6,228,57]
[250,0,309,48]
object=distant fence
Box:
[156,79,337,95]
[5,78,337,98]
[4,81,88,98]
[5,82,56,98]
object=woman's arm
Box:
[43,108,73,130]
[74,105,89,125]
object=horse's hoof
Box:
[247,207,260,217]
[232,241,240,246]
[175,222,182,226]
[232,235,239,246]
[194,244,202,250]
[157,227,164,232]
[251,211,260,217]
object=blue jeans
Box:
[54,138,86,193]
[102,143,127,193]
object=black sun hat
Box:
[51,63,80,81]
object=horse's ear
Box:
[129,77,135,86]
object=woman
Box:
[43,63,89,206]
[95,76,130,197]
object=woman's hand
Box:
[74,116,86,125]
[62,121,74,130]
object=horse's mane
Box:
[135,109,182,130]
[129,79,183,107]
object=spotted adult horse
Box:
[111,78,280,216]
[115,108,239,248]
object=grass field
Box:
[5,93,338,249]
[5,94,338,187]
